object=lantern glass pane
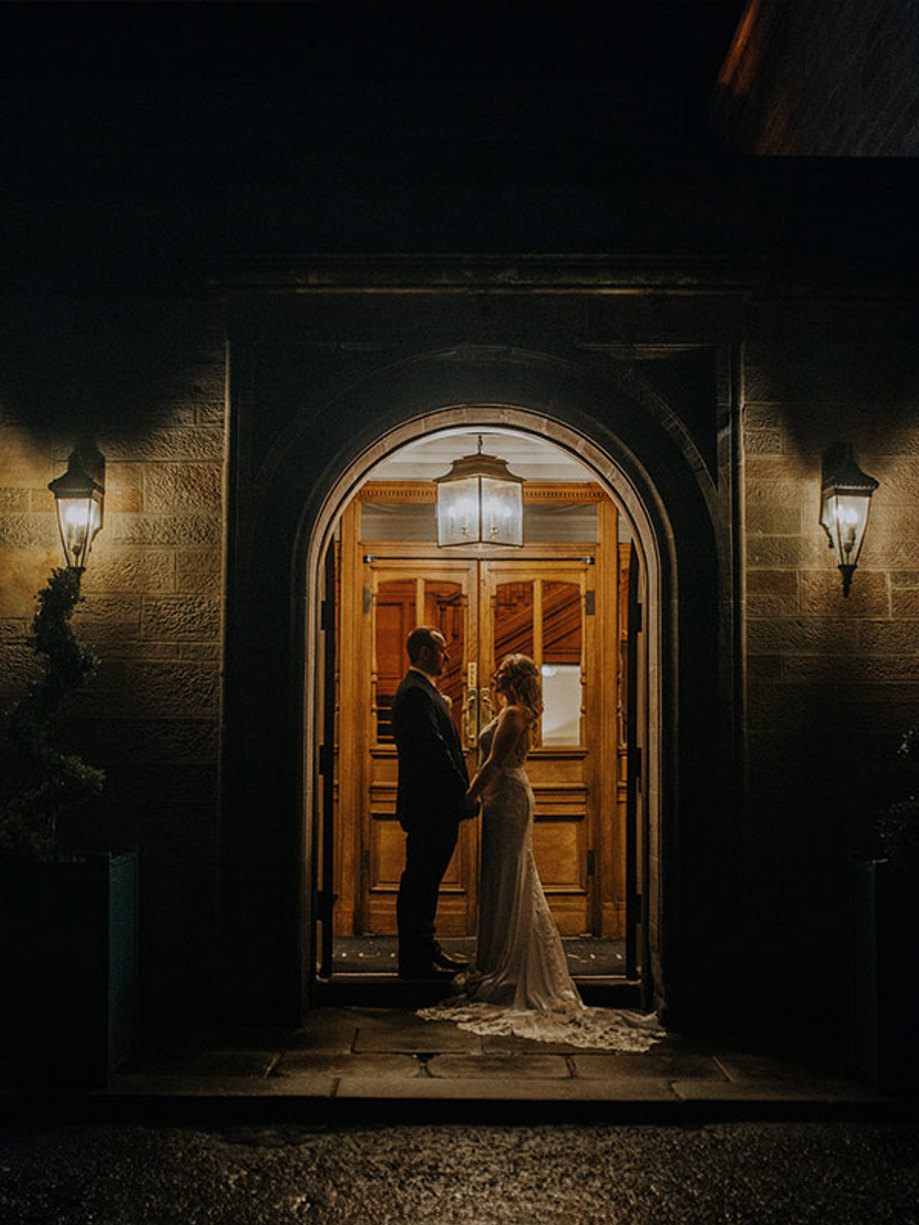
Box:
[819,493,836,546]
[436,476,480,545]
[481,477,523,546]
[827,492,870,569]
[57,495,100,568]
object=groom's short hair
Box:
[406,625,439,663]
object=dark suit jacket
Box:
[391,669,469,832]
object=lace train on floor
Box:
[431,718,665,1051]
[418,996,666,1052]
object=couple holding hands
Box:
[392,625,664,1049]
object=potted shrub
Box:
[0,568,137,1088]
[850,725,919,1095]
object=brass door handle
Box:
[479,687,493,727]
[461,686,478,750]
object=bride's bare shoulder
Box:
[498,704,529,731]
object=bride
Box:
[419,654,664,1051]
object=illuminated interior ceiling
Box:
[366,429,595,485]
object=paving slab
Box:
[275,1051,424,1081]
[4,1002,899,1124]
[481,1034,601,1054]
[715,1051,849,1084]
[427,1053,571,1079]
[279,1010,361,1053]
[353,1018,482,1054]
[572,1052,727,1081]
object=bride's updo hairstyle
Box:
[498,654,544,731]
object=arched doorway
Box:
[303,408,666,1008]
[220,343,726,1032]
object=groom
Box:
[392,625,473,980]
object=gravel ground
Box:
[1,1120,917,1224]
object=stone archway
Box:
[220,345,728,1031]
[304,408,665,995]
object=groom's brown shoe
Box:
[432,948,469,971]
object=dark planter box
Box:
[850,856,919,1095]
[0,849,138,1088]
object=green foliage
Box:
[874,724,919,875]
[0,568,105,862]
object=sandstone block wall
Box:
[0,325,226,1020]
[742,295,919,1039]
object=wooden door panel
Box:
[373,580,417,744]
[423,581,467,725]
[368,813,469,885]
[363,563,478,935]
[366,821,469,935]
[532,818,584,887]
[371,814,405,886]
[481,561,593,934]
[525,757,587,785]
[333,489,624,948]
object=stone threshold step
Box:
[314,978,642,1008]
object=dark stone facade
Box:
[2,4,919,1064]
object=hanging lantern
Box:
[819,443,878,597]
[48,448,105,571]
[435,436,524,547]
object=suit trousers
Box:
[396,819,459,968]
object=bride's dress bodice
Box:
[478,716,528,773]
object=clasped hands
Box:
[458,791,480,820]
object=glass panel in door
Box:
[541,580,582,747]
[423,580,466,737]
[493,581,535,662]
[373,579,415,744]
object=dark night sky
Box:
[0,2,756,439]
[0,2,746,200]
[1,4,918,442]
[2,1,745,83]
[1,2,917,275]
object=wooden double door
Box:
[336,544,622,939]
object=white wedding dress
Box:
[419,717,665,1051]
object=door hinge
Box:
[584,590,596,616]
[586,849,596,876]
[319,743,334,776]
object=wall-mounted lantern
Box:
[435,435,524,547]
[48,447,105,572]
[820,442,878,597]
